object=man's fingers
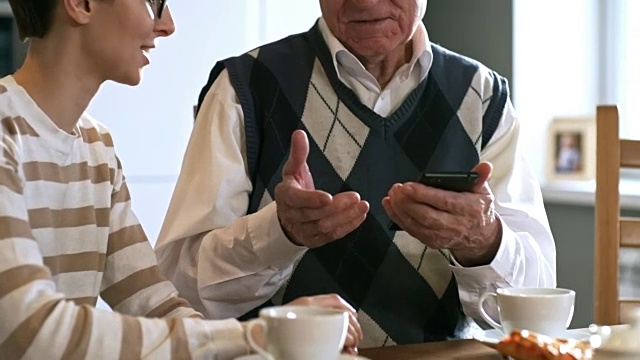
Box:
[279,190,363,217]
[382,196,401,225]
[471,161,492,192]
[327,201,369,239]
[282,130,310,177]
[285,194,364,221]
[300,194,368,236]
[277,184,332,208]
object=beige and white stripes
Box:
[0,76,250,359]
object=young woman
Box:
[0,0,361,358]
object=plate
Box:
[472,328,591,346]
[234,354,371,360]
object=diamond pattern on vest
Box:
[256,190,273,213]
[457,68,493,150]
[357,310,398,348]
[259,64,470,343]
[302,60,369,181]
[393,78,457,173]
[393,231,453,299]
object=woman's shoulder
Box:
[76,113,115,149]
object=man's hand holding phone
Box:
[417,172,480,192]
[387,172,479,231]
[382,162,503,267]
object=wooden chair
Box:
[594,105,640,325]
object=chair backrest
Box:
[594,105,640,325]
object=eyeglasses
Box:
[146,0,167,19]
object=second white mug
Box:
[478,287,575,338]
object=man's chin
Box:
[346,40,401,60]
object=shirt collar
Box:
[317,17,433,86]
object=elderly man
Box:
[156,0,555,347]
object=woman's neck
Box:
[13,39,102,134]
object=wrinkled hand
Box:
[275,130,369,248]
[287,294,363,355]
[382,162,502,267]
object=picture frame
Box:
[546,117,596,182]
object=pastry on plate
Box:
[496,330,593,360]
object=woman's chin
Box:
[114,71,143,86]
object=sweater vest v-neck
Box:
[198,23,508,346]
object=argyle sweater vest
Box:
[197,23,508,347]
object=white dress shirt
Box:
[155,18,556,325]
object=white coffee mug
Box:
[245,305,349,360]
[478,287,575,338]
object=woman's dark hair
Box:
[9,0,58,41]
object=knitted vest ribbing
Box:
[197,23,508,346]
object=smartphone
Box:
[417,172,480,192]
[388,171,480,231]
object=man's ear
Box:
[62,0,92,25]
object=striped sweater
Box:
[0,76,248,359]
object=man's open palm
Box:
[275,130,370,248]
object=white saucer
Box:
[473,328,591,345]
[234,354,371,360]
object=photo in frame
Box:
[546,117,596,182]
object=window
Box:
[620,0,640,139]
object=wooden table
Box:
[359,339,503,360]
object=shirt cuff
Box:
[247,202,307,269]
[449,217,517,287]
[184,318,251,359]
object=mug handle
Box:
[478,291,503,332]
[245,319,275,360]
